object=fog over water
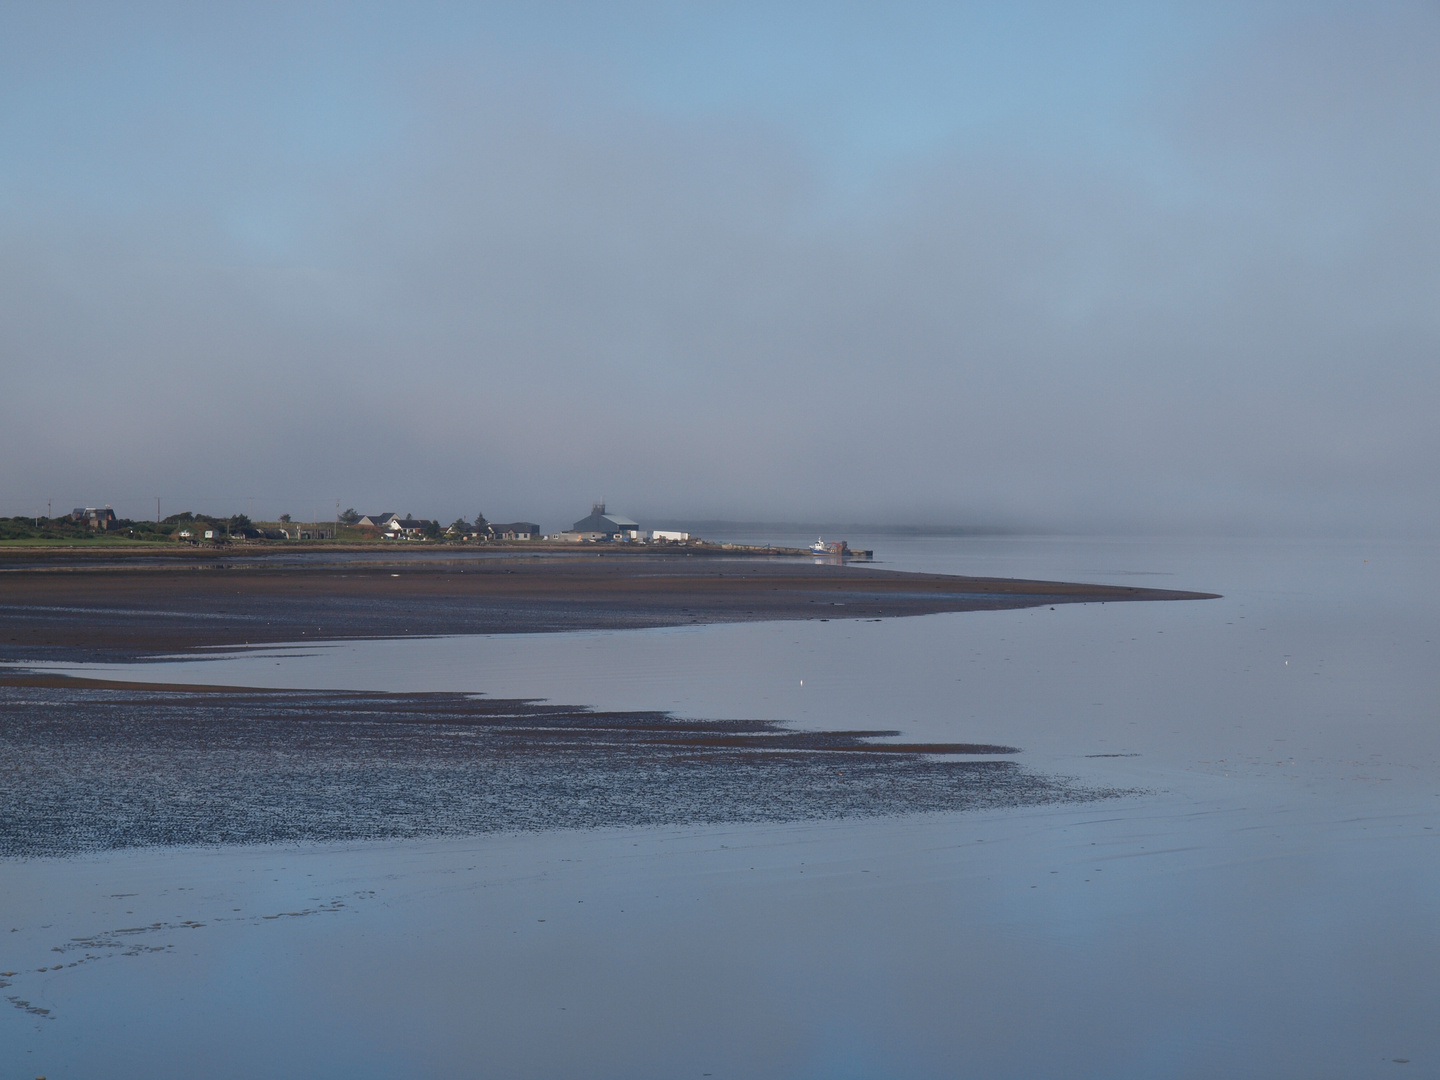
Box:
[4,3,1438,532]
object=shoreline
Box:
[0,538,813,558]
[0,549,1218,663]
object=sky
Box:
[2,1,1437,533]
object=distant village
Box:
[346,503,690,544]
[0,502,693,546]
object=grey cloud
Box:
[2,4,1437,533]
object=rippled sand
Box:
[0,676,1126,856]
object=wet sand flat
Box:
[0,552,1199,855]
[0,675,1125,856]
[0,550,1216,660]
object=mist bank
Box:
[3,4,1438,535]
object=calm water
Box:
[4,535,1438,1078]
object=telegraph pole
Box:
[156,497,161,523]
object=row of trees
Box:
[0,515,122,541]
[162,511,253,532]
[0,513,253,541]
[2,508,516,544]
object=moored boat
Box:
[809,538,871,559]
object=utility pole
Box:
[156,497,161,523]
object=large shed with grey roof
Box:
[570,503,639,537]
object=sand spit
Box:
[0,550,1217,662]
[0,676,1132,856]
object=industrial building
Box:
[568,503,640,540]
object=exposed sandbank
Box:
[0,552,1202,851]
[0,549,1218,661]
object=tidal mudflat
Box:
[0,677,1120,857]
[0,547,1213,659]
[0,552,1186,854]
